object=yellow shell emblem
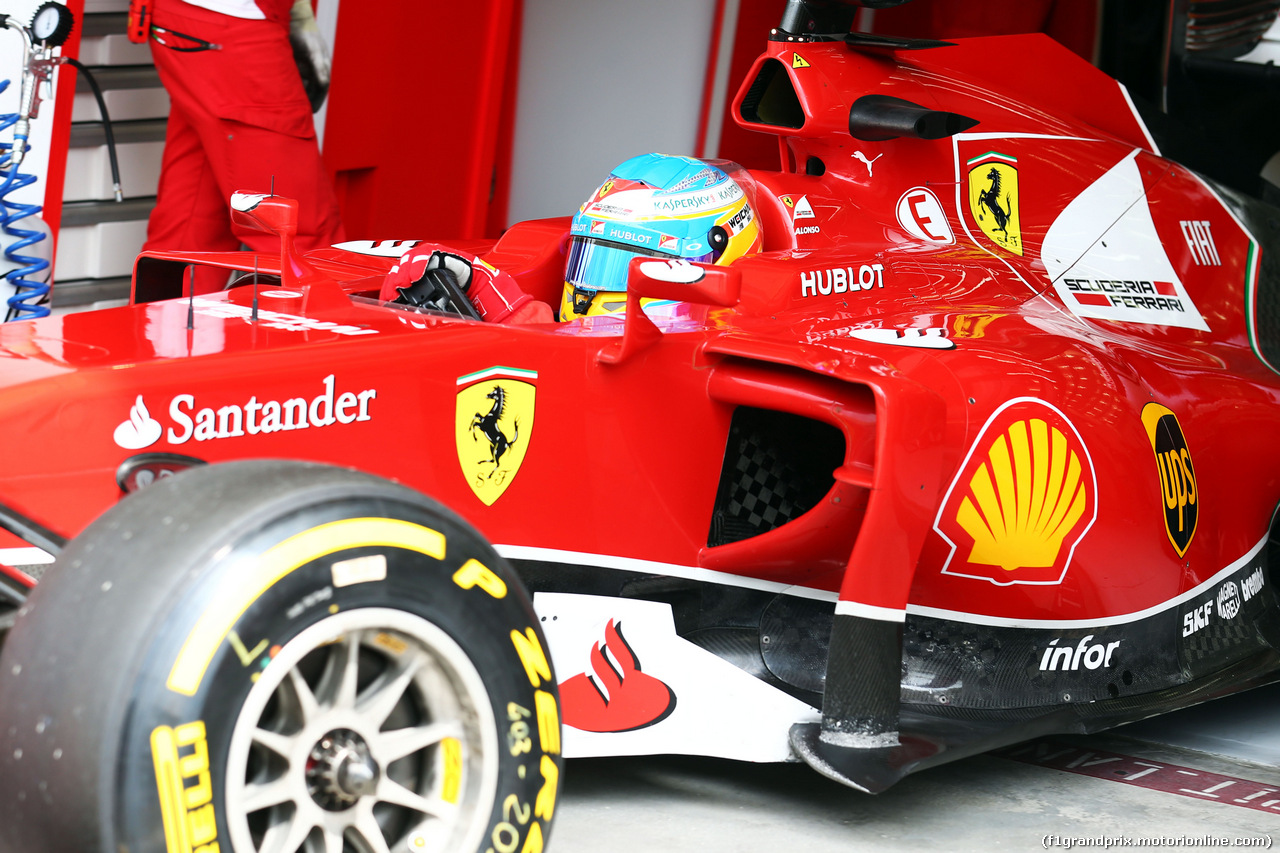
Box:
[455,367,537,506]
[937,399,1095,585]
[967,151,1022,256]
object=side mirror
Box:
[229,192,320,287]
[230,192,299,237]
[598,259,741,365]
[626,258,741,306]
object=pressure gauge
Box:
[31,2,74,47]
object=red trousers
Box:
[143,0,344,288]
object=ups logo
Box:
[1142,403,1197,556]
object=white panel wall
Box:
[507,0,718,225]
[64,140,164,200]
[53,218,148,280]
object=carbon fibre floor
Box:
[551,685,1280,852]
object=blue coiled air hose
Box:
[0,76,50,321]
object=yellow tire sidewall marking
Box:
[166,517,446,696]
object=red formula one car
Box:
[3,3,1280,852]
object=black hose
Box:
[62,56,122,202]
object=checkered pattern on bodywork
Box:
[707,407,843,547]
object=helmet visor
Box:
[566,237,706,294]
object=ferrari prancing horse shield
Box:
[455,367,537,506]
[967,151,1022,256]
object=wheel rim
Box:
[225,608,500,853]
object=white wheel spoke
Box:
[259,812,317,853]
[315,632,362,711]
[252,727,297,760]
[370,721,461,764]
[376,776,444,818]
[286,667,320,726]
[322,827,346,853]
[357,651,424,727]
[335,632,362,710]
[240,775,296,815]
[224,609,500,853]
[352,809,393,853]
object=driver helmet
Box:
[561,153,762,320]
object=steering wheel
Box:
[392,267,483,321]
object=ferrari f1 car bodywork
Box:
[3,6,1280,853]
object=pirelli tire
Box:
[0,460,562,853]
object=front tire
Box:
[0,460,561,853]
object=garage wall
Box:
[506,0,720,224]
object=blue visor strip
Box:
[565,239,640,292]
[570,217,711,258]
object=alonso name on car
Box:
[896,187,955,244]
[1217,580,1242,620]
[800,263,884,297]
[1180,220,1221,266]
[1183,600,1214,637]
[191,297,377,337]
[796,225,821,235]
[112,375,377,450]
[1038,636,1121,671]
[1242,567,1265,602]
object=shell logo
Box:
[936,398,1097,585]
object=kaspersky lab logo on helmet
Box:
[935,398,1097,585]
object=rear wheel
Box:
[0,460,561,853]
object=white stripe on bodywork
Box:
[495,544,838,602]
[0,547,53,566]
[502,535,1268,631]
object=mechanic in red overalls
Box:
[138,0,344,290]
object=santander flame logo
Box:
[559,620,676,733]
[113,395,163,450]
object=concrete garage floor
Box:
[550,688,1280,852]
